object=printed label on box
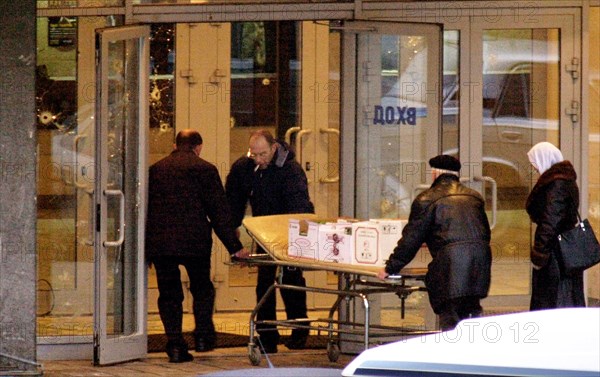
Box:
[353,226,379,264]
[318,224,353,263]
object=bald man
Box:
[226,130,314,353]
[146,129,248,362]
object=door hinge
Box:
[565,57,579,80]
[565,100,580,123]
[180,69,197,85]
[209,68,227,84]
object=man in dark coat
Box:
[377,155,492,331]
[225,129,314,353]
[146,129,248,363]
[526,141,585,310]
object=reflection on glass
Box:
[105,38,141,337]
[229,21,299,157]
[36,16,119,338]
[230,22,281,129]
[148,24,176,168]
[356,33,437,220]
[482,29,559,295]
[442,31,459,157]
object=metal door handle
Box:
[73,135,90,190]
[285,126,301,145]
[84,189,95,246]
[103,189,125,247]
[318,128,340,184]
[474,176,497,230]
[295,129,313,183]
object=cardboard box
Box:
[352,219,407,266]
[288,218,319,260]
[317,222,353,264]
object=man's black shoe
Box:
[194,337,215,353]
[167,345,194,363]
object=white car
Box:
[342,308,600,377]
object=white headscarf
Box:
[527,142,564,174]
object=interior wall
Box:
[0,0,40,374]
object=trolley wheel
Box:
[327,342,340,362]
[248,344,262,366]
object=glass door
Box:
[468,13,580,305]
[94,24,149,365]
[345,21,443,220]
[340,22,443,346]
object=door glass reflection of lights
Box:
[104,38,141,336]
[356,32,443,220]
[482,29,559,295]
[36,16,120,339]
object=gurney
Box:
[238,214,437,366]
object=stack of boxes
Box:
[288,218,430,268]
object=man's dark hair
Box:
[176,129,203,150]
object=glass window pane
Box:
[442,30,459,158]
[36,16,120,338]
[482,29,559,296]
[356,31,439,219]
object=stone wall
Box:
[0,0,40,374]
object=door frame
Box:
[94,24,150,365]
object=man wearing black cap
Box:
[377,155,492,331]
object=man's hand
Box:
[376,269,389,280]
[233,248,250,259]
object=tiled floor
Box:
[40,347,354,377]
[35,310,359,377]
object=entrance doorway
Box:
[157,21,342,312]
[362,7,582,308]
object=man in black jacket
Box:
[225,129,314,353]
[146,129,248,363]
[377,155,492,331]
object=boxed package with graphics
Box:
[352,219,407,266]
[288,218,319,260]
[317,221,354,264]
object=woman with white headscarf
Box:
[525,142,585,310]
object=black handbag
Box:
[557,213,600,275]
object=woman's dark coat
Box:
[526,160,585,310]
[384,174,492,314]
[145,149,243,261]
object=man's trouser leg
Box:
[438,296,482,331]
[182,257,216,345]
[154,258,186,346]
[256,264,280,350]
[280,266,308,346]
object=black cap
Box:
[429,155,461,172]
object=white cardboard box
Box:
[317,222,354,264]
[288,218,319,260]
[352,219,407,267]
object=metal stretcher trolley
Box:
[239,214,437,366]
